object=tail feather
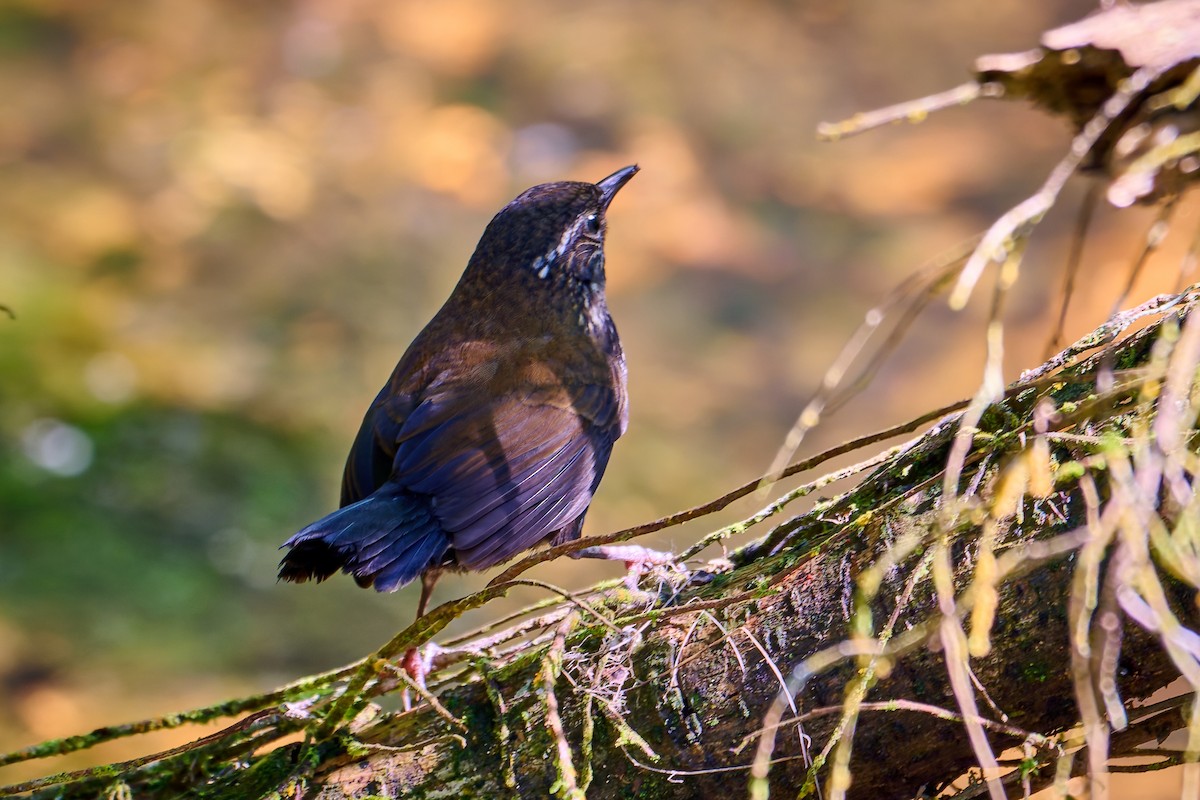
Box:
[279,487,449,593]
[364,529,449,592]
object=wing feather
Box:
[390,381,618,570]
[338,339,626,573]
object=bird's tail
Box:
[278,486,449,593]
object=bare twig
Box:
[817,82,991,141]
[0,712,291,796]
[1109,195,1180,318]
[1044,180,1101,358]
[381,663,468,734]
[759,240,976,496]
[949,62,1177,309]
[488,399,973,586]
[0,662,360,769]
[541,613,584,800]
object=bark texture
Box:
[16,295,1199,800]
[241,306,1191,800]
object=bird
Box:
[279,165,670,679]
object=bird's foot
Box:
[399,642,443,711]
[572,543,688,599]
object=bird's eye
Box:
[583,214,600,235]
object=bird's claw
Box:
[623,556,681,585]
[399,642,444,711]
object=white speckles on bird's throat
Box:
[578,294,609,332]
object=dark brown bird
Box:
[280,167,662,654]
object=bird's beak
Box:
[596,164,639,210]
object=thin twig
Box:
[817,81,989,141]
[0,662,360,768]
[759,240,975,496]
[0,712,291,796]
[949,62,1176,309]
[488,401,970,586]
[741,699,1051,753]
[1109,195,1180,319]
[1044,180,1100,358]
[381,663,468,734]
[541,613,584,800]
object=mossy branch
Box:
[6,287,1200,799]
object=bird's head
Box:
[459,166,638,324]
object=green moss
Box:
[196,743,312,800]
[1054,461,1086,482]
[1021,660,1050,683]
[1114,338,1154,369]
[978,405,1021,435]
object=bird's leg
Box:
[401,570,442,710]
[416,569,440,618]
[571,544,681,592]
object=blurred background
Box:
[2,0,1197,792]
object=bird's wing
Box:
[340,382,417,506]
[390,377,622,570]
